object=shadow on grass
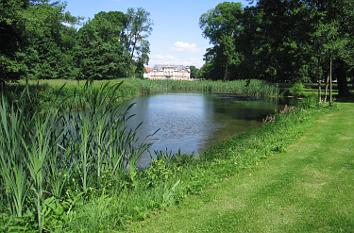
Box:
[336,89,354,103]
[0,82,52,113]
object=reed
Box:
[18,79,280,109]
[0,79,281,231]
[0,82,152,232]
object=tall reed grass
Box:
[137,79,279,97]
[0,78,280,231]
[21,79,280,109]
[0,82,152,232]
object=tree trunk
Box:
[0,79,4,91]
[329,58,333,106]
[223,65,229,81]
[318,79,322,104]
[130,33,138,60]
[336,60,349,97]
[324,75,329,103]
[317,59,322,104]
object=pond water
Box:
[125,93,285,167]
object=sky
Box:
[64,0,250,68]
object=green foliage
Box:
[11,79,280,110]
[0,82,153,232]
[76,11,131,80]
[0,0,26,80]
[288,82,305,97]
[199,0,354,96]
[0,79,330,231]
[200,2,243,80]
[143,160,173,188]
[0,1,153,82]
[125,8,153,77]
[0,78,279,231]
[189,65,200,79]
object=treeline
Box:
[0,0,152,82]
[199,0,354,96]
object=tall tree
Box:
[304,0,354,97]
[0,0,27,84]
[76,11,130,80]
[200,2,243,81]
[20,2,76,79]
[199,0,354,98]
[125,8,153,76]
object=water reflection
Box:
[125,93,283,167]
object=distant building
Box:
[144,65,191,80]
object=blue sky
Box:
[64,0,250,67]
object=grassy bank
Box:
[125,102,354,233]
[58,101,328,232]
[59,99,329,232]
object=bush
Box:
[288,82,305,97]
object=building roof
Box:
[152,65,190,72]
[144,67,153,73]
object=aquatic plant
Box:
[0,82,152,232]
[17,79,280,109]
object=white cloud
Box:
[172,41,200,53]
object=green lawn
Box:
[124,102,354,233]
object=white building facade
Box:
[144,65,191,80]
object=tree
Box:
[313,22,349,103]
[307,0,354,98]
[76,11,130,80]
[0,0,82,83]
[0,2,153,82]
[125,8,153,76]
[199,0,354,97]
[189,66,200,79]
[20,3,74,79]
[200,2,243,81]
[0,0,27,83]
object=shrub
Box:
[288,82,305,97]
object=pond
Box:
[125,93,286,167]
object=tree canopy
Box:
[199,0,354,96]
[0,1,153,82]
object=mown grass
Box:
[125,102,354,233]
